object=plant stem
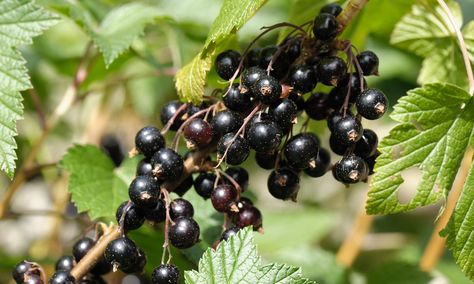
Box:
[437,0,474,95]
[420,148,473,271]
[337,0,369,33]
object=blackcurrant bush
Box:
[269,99,298,129]
[55,256,75,272]
[304,148,331,177]
[173,175,194,197]
[235,206,263,230]
[104,237,139,270]
[305,92,330,120]
[225,167,249,192]
[151,264,180,284]
[116,201,145,231]
[223,84,252,113]
[135,126,165,158]
[320,3,342,16]
[241,67,266,94]
[313,13,338,41]
[220,227,240,241]
[136,158,153,176]
[288,65,317,94]
[356,88,388,120]
[247,121,283,153]
[252,75,282,105]
[211,184,238,212]
[255,151,278,170]
[267,167,300,200]
[49,271,75,284]
[170,198,194,220]
[73,237,95,261]
[144,198,166,223]
[333,154,369,184]
[215,50,241,80]
[357,50,379,76]
[160,101,186,131]
[284,133,319,169]
[151,148,184,181]
[329,133,348,156]
[317,56,347,86]
[183,118,214,148]
[217,133,250,165]
[169,217,200,249]
[194,172,217,199]
[259,45,291,79]
[13,261,41,284]
[355,129,378,158]
[332,116,363,145]
[211,110,243,137]
[129,175,160,209]
[288,91,305,114]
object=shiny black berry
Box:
[305,92,330,120]
[225,167,249,192]
[13,261,41,284]
[129,175,160,209]
[169,217,200,249]
[194,172,217,199]
[269,99,298,129]
[245,48,261,67]
[151,148,184,181]
[217,133,250,165]
[116,201,145,231]
[285,37,302,62]
[221,227,240,241]
[160,101,186,131]
[144,198,166,223]
[327,110,346,132]
[318,56,347,86]
[339,73,367,102]
[223,84,252,113]
[333,154,368,184]
[259,45,291,79]
[211,110,243,137]
[329,133,348,156]
[170,198,194,220]
[252,75,282,105]
[332,116,363,145]
[355,129,378,158]
[320,3,342,16]
[211,184,238,212]
[288,65,317,93]
[313,13,339,41]
[73,237,95,261]
[241,67,266,94]
[136,158,153,176]
[135,126,165,158]
[247,121,283,153]
[24,274,43,284]
[288,91,305,114]
[151,264,180,284]
[357,50,379,76]
[215,50,241,80]
[55,256,75,272]
[304,148,331,177]
[104,237,139,270]
[255,151,278,170]
[328,86,347,110]
[173,175,194,197]
[235,206,263,230]
[49,271,75,284]
[284,133,319,169]
[121,248,146,274]
[267,168,300,200]
[356,88,388,120]
[183,118,214,148]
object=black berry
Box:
[136,158,153,176]
[49,271,75,284]
[151,148,184,181]
[288,65,317,94]
[357,50,379,76]
[317,56,347,86]
[173,175,194,197]
[269,99,298,129]
[211,110,243,137]
[305,92,330,120]
[333,154,368,184]
[356,88,388,120]
[55,256,75,272]
[152,264,180,284]
[329,133,348,156]
[224,167,249,192]
[104,237,139,270]
[235,206,263,230]
[304,148,331,177]
[183,118,214,148]
[215,50,241,80]
[170,198,194,220]
[252,75,282,105]
[267,167,300,200]
[72,237,95,261]
[211,184,238,212]
[221,227,240,241]
[241,67,266,94]
[144,198,166,223]
[255,151,278,170]
[160,101,186,131]
[354,129,378,158]
[259,45,291,79]
[135,126,165,158]
[129,175,160,209]
[332,116,363,145]
[13,261,41,284]
[169,217,200,249]
[223,84,252,113]
[284,133,319,169]
[288,91,305,114]
[116,201,145,231]
[247,121,283,153]
[217,133,250,165]
[194,172,217,199]
[313,13,339,41]
[320,3,342,16]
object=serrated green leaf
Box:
[0,0,58,178]
[444,161,474,281]
[60,144,138,220]
[185,227,316,284]
[367,83,474,214]
[175,0,267,103]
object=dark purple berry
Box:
[55,256,75,272]
[151,264,180,284]
[223,84,252,113]
[288,65,317,93]
[129,175,160,209]
[215,50,241,80]
[317,56,347,86]
[169,217,200,249]
[304,148,331,177]
[235,206,263,230]
[305,92,330,120]
[211,110,243,137]
[183,118,214,148]
[356,88,388,120]
[355,129,378,158]
[116,201,145,231]
[332,116,363,145]
[224,167,249,192]
[13,261,41,284]
[267,168,300,200]
[194,172,217,199]
[220,227,240,241]
[333,154,369,184]
[49,271,75,284]
[170,198,194,220]
[284,133,319,169]
[135,126,165,158]
[217,133,250,165]
[211,184,238,212]
[160,101,186,131]
[151,148,184,181]
[24,274,43,284]
[357,50,379,76]
[173,175,194,196]
[247,121,283,153]
[252,75,282,105]
[313,13,339,41]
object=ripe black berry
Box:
[255,151,278,170]
[73,237,95,261]
[235,206,263,230]
[317,56,347,86]
[305,92,330,120]
[129,175,160,209]
[151,148,184,181]
[328,86,347,109]
[211,184,238,212]
[223,84,252,112]
[211,110,243,137]
[77,275,105,284]
[332,116,363,145]
[320,3,342,16]
[356,88,388,120]
[259,45,291,79]
[104,237,139,270]
[327,110,347,132]
[215,50,241,80]
[285,37,302,62]
[355,129,378,158]
[116,201,145,231]
[135,126,165,158]
[170,198,194,220]
[288,65,317,94]
[121,248,146,274]
[217,133,250,165]
[160,101,186,131]
[221,227,240,241]
[247,121,283,153]
[225,166,249,192]
[267,168,300,200]
[304,148,331,177]
[49,271,75,284]
[173,175,194,196]
[245,48,261,67]
[194,172,217,199]
[55,256,75,272]
[329,133,348,156]
[136,158,153,176]
[169,217,200,249]
[183,118,214,148]
[252,75,282,105]
[357,50,379,76]
[288,91,305,114]
[24,274,43,284]
[241,67,266,93]
[339,73,367,101]
[284,133,319,169]
[269,99,298,129]
[152,264,180,284]
[313,13,338,41]
[333,154,369,184]
[13,261,41,284]
[144,198,166,223]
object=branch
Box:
[337,0,369,32]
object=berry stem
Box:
[161,188,174,264]
[215,169,242,199]
[161,103,189,135]
[337,0,369,33]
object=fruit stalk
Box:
[337,0,369,32]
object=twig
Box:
[28,89,46,130]
[337,0,369,33]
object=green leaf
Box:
[175,0,267,103]
[367,83,474,214]
[60,144,138,220]
[444,161,474,281]
[367,261,431,284]
[464,21,474,63]
[184,227,315,284]
[0,0,58,178]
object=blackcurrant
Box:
[24,274,43,284]
[224,167,249,192]
[215,50,241,80]
[160,101,186,131]
[49,271,75,284]
[116,201,145,231]
[357,50,379,76]
[211,184,238,212]
[173,175,194,197]
[241,66,266,94]
[284,133,319,169]
[73,237,95,261]
[285,37,302,62]
[220,227,240,241]
[339,73,367,101]
[288,91,305,114]
[288,65,317,94]
[304,148,331,177]
[169,217,200,249]
[328,86,347,110]
[356,88,388,120]
[259,45,291,80]
[211,110,243,137]
[217,133,250,165]
[194,172,217,199]
[235,206,263,230]
[135,126,165,158]
[151,148,184,181]
[245,48,261,68]
[320,3,342,16]
[332,116,363,145]
[13,261,41,284]
[129,175,160,209]
[183,118,214,148]
[267,168,300,200]
[55,256,75,272]
[170,198,194,220]
[104,237,139,270]
[333,154,368,184]
[223,84,252,113]
[151,264,180,284]
[317,56,347,86]
[327,110,346,132]
[255,151,278,170]
[136,158,153,176]
[329,133,348,156]
[77,275,106,284]
[144,198,166,223]
[121,248,146,274]
[269,99,298,129]
[305,92,330,120]
[313,13,339,41]
[100,134,123,167]
[252,75,282,105]
[247,121,283,153]
[354,129,378,158]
